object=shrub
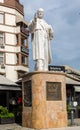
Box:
[0,106,14,118]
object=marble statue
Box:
[28,8,53,71]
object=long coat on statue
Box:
[29,18,53,64]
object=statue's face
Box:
[37,11,44,19]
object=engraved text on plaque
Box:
[46,82,62,100]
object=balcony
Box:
[15,65,29,72]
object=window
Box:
[0,13,4,24]
[21,26,29,37]
[21,38,27,46]
[16,35,18,44]
[0,52,4,64]
[0,32,4,45]
[16,53,19,64]
[22,55,28,65]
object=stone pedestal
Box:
[22,71,68,129]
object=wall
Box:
[22,72,68,128]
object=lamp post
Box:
[70,101,74,125]
[70,99,78,125]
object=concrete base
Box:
[22,71,68,129]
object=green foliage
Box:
[67,104,71,114]
[0,106,14,118]
[78,105,80,110]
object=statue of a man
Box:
[29,8,53,71]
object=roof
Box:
[0,75,18,86]
[66,77,80,85]
[0,75,21,91]
[16,16,28,26]
[0,85,21,91]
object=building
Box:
[0,0,29,82]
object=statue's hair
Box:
[37,8,44,12]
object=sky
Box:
[20,0,80,71]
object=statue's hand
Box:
[49,26,53,40]
[34,13,37,22]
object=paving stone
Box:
[0,123,80,130]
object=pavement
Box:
[0,123,80,130]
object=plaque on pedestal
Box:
[24,80,32,107]
[46,82,62,100]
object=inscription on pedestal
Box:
[24,80,32,107]
[46,82,62,100]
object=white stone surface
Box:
[0,0,4,3]
[6,66,18,82]
[5,33,17,45]
[29,8,53,71]
[0,25,16,33]
[5,14,16,26]
[6,53,17,64]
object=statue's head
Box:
[37,8,44,19]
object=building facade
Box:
[0,0,29,82]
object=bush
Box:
[0,106,14,118]
[67,104,71,114]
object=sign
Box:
[21,46,29,54]
[24,80,32,107]
[48,65,65,72]
[46,82,62,100]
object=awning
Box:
[16,16,28,26]
[66,77,80,85]
[0,85,21,91]
[74,86,80,92]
